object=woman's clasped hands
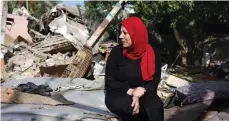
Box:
[127,87,146,115]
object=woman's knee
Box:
[105,99,133,116]
[146,107,164,121]
[142,94,163,108]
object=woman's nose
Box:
[119,33,124,39]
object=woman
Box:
[105,16,164,121]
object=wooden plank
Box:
[1,88,74,106]
[22,44,49,59]
[86,0,124,47]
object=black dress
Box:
[105,45,164,121]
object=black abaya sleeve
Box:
[105,46,130,92]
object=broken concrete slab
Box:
[2,77,105,93]
[1,77,116,120]
[1,103,115,121]
[5,14,33,43]
[48,12,88,50]
[63,90,108,112]
[165,75,190,88]
[3,34,15,46]
[2,113,73,121]
[157,90,174,107]
[32,35,76,54]
[44,52,74,66]
[93,62,105,79]
[218,107,229,121]
[200,111,219,121]
[45,58,57,66]
[50,78,105,92]
[164,100,212,121]
[176,81,229,105]
[203,116,227,121]
[1,77,107,112]
[5,50,41,79]
[20,59,33,71]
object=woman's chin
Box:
[122,44,130,48]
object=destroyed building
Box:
[2,3,92,80]
[1,1,229,121]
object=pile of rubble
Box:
[2,2,229,121]
[155,64,229,121]
[1,4,93,80]
[4,36,77,79]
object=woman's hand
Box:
[131,96,140,115]
[133,87,146,98]
[127,88,135,95]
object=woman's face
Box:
[119,26,132,48]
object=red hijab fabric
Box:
[121,17,155,81]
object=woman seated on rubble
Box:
[105,16,164,121]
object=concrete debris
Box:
[200,107,229,121]
[45,52,74,66]
[4,44,77,79]
[201,111,219,121]
[157,90,174,104]
[12,6,38,21]
[48,11,89,49]
[2,4,94,80]
[27,3,88,43]
[218,107,229,121]
[3,2,115,80]
[21,59,33,71]
[1,68,9,83]
[165,75,190,88]
[157,67,189,102]
[93,61,105,80]
[164,100,212,121]
[5,14,33,44]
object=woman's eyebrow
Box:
[121,28,127,32]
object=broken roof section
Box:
[27,3,89,45]
[5,14,33,44]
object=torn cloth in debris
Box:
[16,82,53,96]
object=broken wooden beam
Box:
[1,88,74,106]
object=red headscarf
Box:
[121,16,155,81]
